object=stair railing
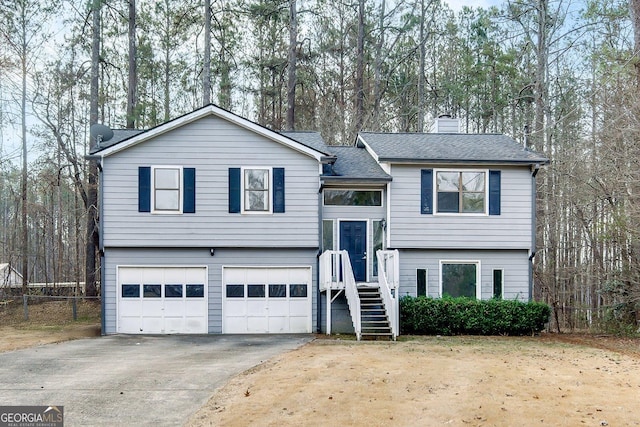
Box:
[340,250,362,340]
[319,250,361,340]
[377,250,400,340]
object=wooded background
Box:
[1,0,639,331]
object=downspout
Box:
[316,176,323,333]
[529,164,540,302]
[99,161,106,335]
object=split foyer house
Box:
[89,105,548,339]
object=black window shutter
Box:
[183,168,196,213]
[138,167,151,212]
[489,170,501,215]
[420,169,433,214]
[228,168,241,213]
[273,167,285,213]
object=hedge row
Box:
[400,296,551,336]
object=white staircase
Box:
[319,250,399,341]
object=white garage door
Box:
[117,266,208,334]
[223,267,312,333]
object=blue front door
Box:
[340,221,367,282]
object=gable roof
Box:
[89,104,332,161]
[358,132,549,165]
[322,146,392,182]
[279,131,330,154]
[281,132,391,183]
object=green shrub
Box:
[400,296,550,336]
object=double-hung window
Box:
[243,168,271,212]
[228,167,284,214]
[153,166,182,213]
[436,170,486,214]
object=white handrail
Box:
[377,250,400,340]
[319,250,361,340]
[340,250,361,340]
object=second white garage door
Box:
[223,266,312,333]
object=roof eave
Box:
[320,176,392,184]
[94,105,330,161]
[377,157,549,165]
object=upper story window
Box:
[152,166,182,213]
[323,190,382,206]
[228,167,284,214]
[138,166,195,214]
[421,169,500,216]
[243,168,271,212]
[436,170,486,214]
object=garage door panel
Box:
[142,316,163,333]
[223,267,311,334]
[119,316,141,333]
[186,318,206,332]
[225,300,247,316]
[224,317,246,334]
[247,300,267,314]
[247,317,268,333]
[268,316,287,333]
[117,266,207,334]
[289,300,308,316]
[289,316,308,332]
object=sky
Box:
[445,0,505,12]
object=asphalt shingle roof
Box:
[91,129,143,153]
[359,132,548,164]
[279,131,331,155]
[325,146,392,182]
[282,132,391,182]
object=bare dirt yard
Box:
[2,302,639,426]
[187,334,640,427]
[0,299,101,352]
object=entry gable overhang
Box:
[90,104,331,162]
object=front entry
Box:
[340,221,367,282]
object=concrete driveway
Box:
[0,334,312,426]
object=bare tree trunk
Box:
[417,0,426,132]
[203,0,211,106]
[85,0,101,298]
[286,0,297,130]
[354,0,365,133]
[20,11,28,293]
[371,0,385,130]
[126,0,137,128]
[163,0,171,121]
[632,0,640,86]
[533,0,548,153]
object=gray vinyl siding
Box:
[389,164,533,250]
[397,249,530,301]
[103,247,317,334]
[101,115,320,248]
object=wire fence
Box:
[0,295,101,325]
[547,303,640,334]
